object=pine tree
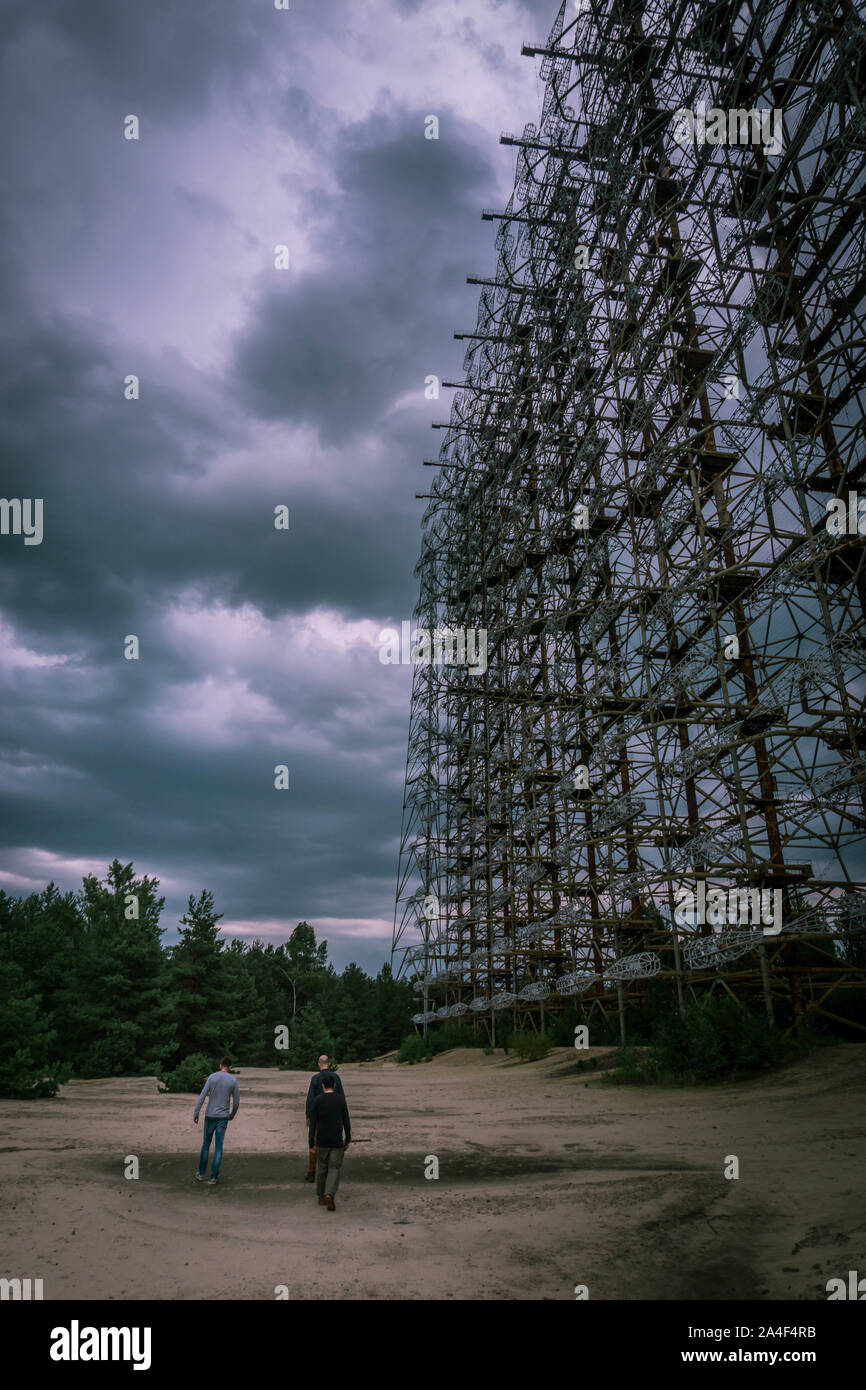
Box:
[0,960,66,1097]
[374,962,414,1052]
[242,940,297,1064]
[278,922,329,1015]
[168,890,233,1064]
[285,922,328,973]
[287,1004,335,1070]
[73,861,173,1077]
[221,938,273,1064]
[330,962,377,1061]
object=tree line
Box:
[0,859,415,1098]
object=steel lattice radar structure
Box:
[393,0,866,1042]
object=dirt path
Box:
[1,1045,864,1300]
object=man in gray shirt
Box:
[194,1057,239,1185]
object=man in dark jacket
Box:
[308,1072,351,1212]
[303,1054,344,1182]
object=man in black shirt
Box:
[303,1053,345,1182]
[305,1054,344,1117]
[308,1072,351,1212]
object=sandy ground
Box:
[1,1045,864,1301]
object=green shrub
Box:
[0,1066,68,1099]
[602,1043,649,1085]
[426,1022,485,1054]
[598,996,806,1086]
[158,1052,214,1094]
[548,1005,581,1047]
[397,1033,431,1064]
[513,1029,552,1062]
[0,962,69,1098]
[648,998,786,1083]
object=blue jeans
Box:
[198,1116,228,1179]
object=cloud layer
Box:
[0,0,546,971]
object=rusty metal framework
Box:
[392,0,866,1041]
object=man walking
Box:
[194,1056,239,1186]
[308,1072,351,1212]
[303,1053,344,1183]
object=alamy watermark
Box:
[49,1321,151,1370]
[379,621,487,675]
[825,492,866,535]
[826,1270,865,1299]
[1,1276,43,1299]
[672,102,783,156]
[0,498,43,545]
[674,883,782,935]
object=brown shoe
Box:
[324,1194,336,1212]
[318,1196,327,1206]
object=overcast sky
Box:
[0,0,559,972]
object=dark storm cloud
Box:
[0,244,428,967]
[0,0,526,968]
[0,245,422,966]
[456,18,508,71]
[278,85,339,146]
[391,0,562,19]
[0,300,423,645]
[172,186,237,229]
[511,0,567,22]
[232,104,495,443]
[1,0,267,118]
[2,639,409,903]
